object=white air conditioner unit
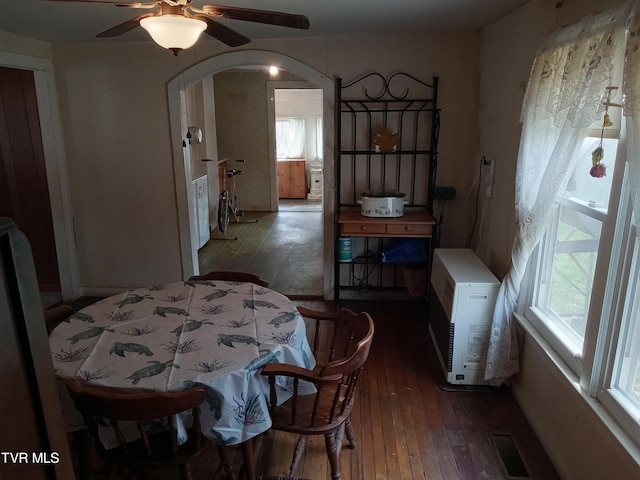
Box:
[428,248,500,385]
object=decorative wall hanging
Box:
[591,85,620,178]
[373,127,399,153]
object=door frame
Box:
[167,50,335,299]
[0,52,79,300]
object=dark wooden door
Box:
[0,66,60,291]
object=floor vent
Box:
[491,432,530,479]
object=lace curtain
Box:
[484,4,631,385]
[276,117,306,159]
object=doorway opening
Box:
[0,53,78,303]
[272,87,323,213]
[168,50,335,298]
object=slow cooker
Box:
[358,190,407,217]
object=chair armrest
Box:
[296,306,337,321]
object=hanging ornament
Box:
[590,149,606,177]
[590,86,619,178]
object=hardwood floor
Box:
[71,299,560,480]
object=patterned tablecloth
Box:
[49,280,315,446]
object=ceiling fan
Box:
[48,0,310,54]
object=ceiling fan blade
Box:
[197,16,251,47]
[46,0,159,6]
[96,14,151,37]
[114,2,159,8]
[201,5,309,30]
[46,0,121,3]
[46,0,158,7]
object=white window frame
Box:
[520,123,640,445]
[524,138,618,374]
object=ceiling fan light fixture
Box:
[140,15,207,53]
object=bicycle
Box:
[217,159,257,234]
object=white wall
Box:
[477,0,640,478]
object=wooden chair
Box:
[188,270,269,287]
[66,380,216,480]
[260,308,374,480]
[44,303,74,334]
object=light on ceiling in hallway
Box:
[269,66,279,76]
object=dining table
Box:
[48,279,316,477]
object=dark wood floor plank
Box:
[385,314,424,480]
[365,326,392,480]
[354,357,376,480]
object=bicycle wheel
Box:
[218,194,230,233]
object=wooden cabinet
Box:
[278,159,307,199]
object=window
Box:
[513,3,640,447]
[275,117,305,159]
[527,137,618,368]
[524,122,640,443]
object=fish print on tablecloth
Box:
[268,311,296,328]
[114,294,153,307]
[183,380,224,420]
[242,299,279,310]
[203,289,237,301]
[126,360,178,385]
[67,326,115,345]
[171,319,215,336]
[109,342,153,358]
[244,349,281,372]
[153,306,189,317]
[217,334,259,348]
[68,312,95,324]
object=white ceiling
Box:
[0,0,529,45]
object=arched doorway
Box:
[167,50,335,299]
